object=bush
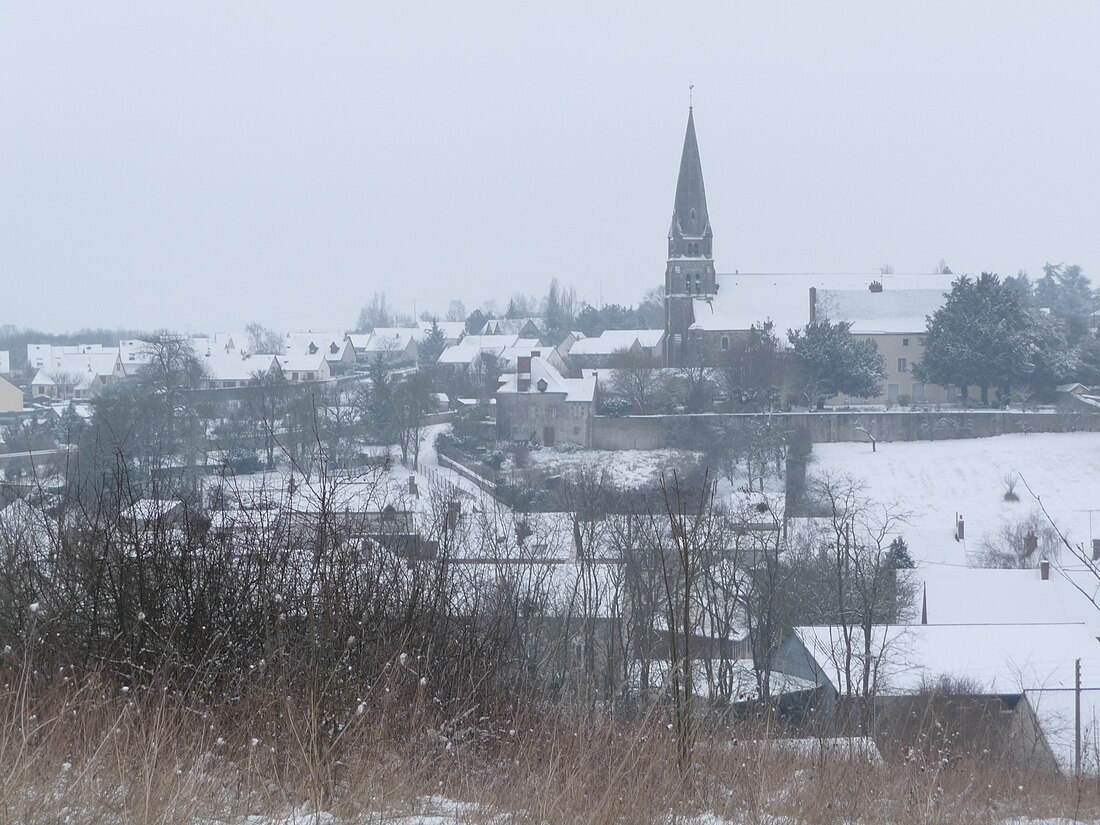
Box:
[599,397,633,417]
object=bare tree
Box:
[608,349,667,414]
[245,322,285,354]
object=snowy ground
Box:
[501,446,702,489]
[810,432,1100,567]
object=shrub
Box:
[599,397,633,417]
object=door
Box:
[543,427,555,447]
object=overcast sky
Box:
[2,2,1098,333]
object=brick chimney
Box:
[517,355,532,392]
[1040,558,1050,580]
[869,280,883,293]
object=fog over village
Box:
[3,4,1100,824]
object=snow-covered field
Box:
[810,432,1100,567]
[502,446,702,489]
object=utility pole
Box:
[1076,657,1082,777]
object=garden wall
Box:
[592,409,1100,450]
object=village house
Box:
[30,350,125,401]
[812,280,976,404]
[284,332,356,373]
[496,354,597,447]
[436,334,546,376]
[278,352,331,383]
[563,329,666,370]
[118,339,153,377]
[354,328,421,365]
[774,622,1100,775]
[201,352,281,389]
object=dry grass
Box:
[4,659,1100,825]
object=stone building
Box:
[496,354,597,447]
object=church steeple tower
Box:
[664,105,717,365]
[668,107,713,260]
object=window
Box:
[898,358,908,373]
[912,382,926,403]
[888,383,900,402]
[292,372,299,381]
[721,336,730,351]
[902,338,909,347]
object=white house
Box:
[202,352,281,389]
[30,351,124,400]
[284,332,356,368]
[358,328,421,364]
[278,352,331,383]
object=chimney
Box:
[869,280,884,293]
[517,355,532,392]
[1040,558,1050,580]
[531,350,541,358]
[408,475,418,497]
[1093,539,1100,562]
[446,500,460,530]
[955,513,965,541]
[808,287,817,323]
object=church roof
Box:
[690,272,956,335]
[671,108,710,240]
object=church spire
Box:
[669,107,712,257]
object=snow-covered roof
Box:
[690,273,957,334]
[915,566,1100,638]
[793,622,1100,773]
[417,320,467,340]
[497,357,596,403]
[437,335,523,365]
[815,285,950,334]
[118,339,153,364]
[811,432,1100,568]
[203,352,279,382]
[278,353,328,373]
[479,318,543,336]
[568,329,665,356]
[31,351,121,388]
[284,332,351,362]
[362,328,421,353]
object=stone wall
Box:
[592,409,1100,450]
